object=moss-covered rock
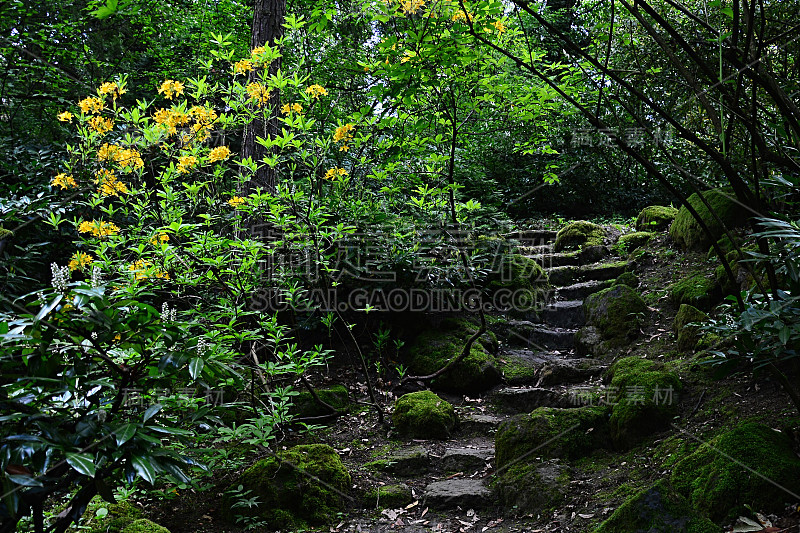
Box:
[671,422,800,522]
[618,232,655,253]
[122,519,171,533]
[291,384,349,418]
[635,206,679,232]
[554,221,607,252]
[593,480,720,533]
[669,272,720,311]
[674,304,708,352]
[485,254,550,313]
[584,285,647,347]
[86,501,142,533]
[612,271,639,288]
[494,459,570,511]
[495,406,611,467]
[222,444,351,527]
[670,188,748,251]
[408,318,501,394]
[364,484,413,508]
[393,391,457,440]
[607,357,682,448]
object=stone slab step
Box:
[424,478,493,509]
[504,321,576,350]
[556,279,614,301]
[371,445,430,476]
[541,300,585,328]
[536,358,608,386]
[441,447,494,473]
[489,386,573,413]
[458,413,506,435]
[505,229,558,243]
[523,252,580,268]
[547,261,627,286]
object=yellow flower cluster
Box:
[401,50,418,63]
[228,196,246,208]
[158,80,184,100]
[208,145,231,163]
[154,107,190,135]
[177,155,198,174]
[306,84,328,99]
[79,97,104,114]
[324,167,348,180]
[52,173,77,190]
[234,59,253,75]
[189,106,217,142]
[68,252,93,272]
[251,46,266,57]
[88,116,114,135]
[96,169,129,197]
[452,10,473,22]
[333,123,355,151]
[150,233,169,245]
[78,220,120,238]
[97,143,144,172]
[129,259,169,281]
[281,102,303,115]
[98,81,126,100]
[246,82,271,107]
[400,0,425,14]
[491,20,506,33]
[58,111,73,123]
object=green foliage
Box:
[122,519,171,533]
[669,189,747,251]
[392,391,457,440]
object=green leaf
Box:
[130,455,156,484]
[113,423,137,446]
[189,357,204,380]
[66,453,96,478]
[143,403,163,423]
[6,474,43,487]
[35,294,63,321]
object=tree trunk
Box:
[243,0,285,194]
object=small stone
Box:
[441,447,494,472]
[424,479,492,509]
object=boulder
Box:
[494,459,570,511]
[670,188,748,251]
[364,484,413,509]
[635,205,678,232]
[584,285,647,347]
[122,520,171,533]
[392,391,457,440]
[485,254,551,313]
[85,501,142,533]
[617,231,655,253]
[673,304,708,352]
[554,221,607,252]
[669,272,719,311]
[366,445,430,475]
[290,384,349,418]
[612,271,639,288]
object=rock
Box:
[635,205,679,231]
[367,445,431,475]
[85,501,142,533]
[541,300,585,328]
[548,261,628,286]
[496,348,542,384]
[122,520,171,533]
[458,413,505,435]
[617,231,655,252]
[393,391,457,440]
[673,304,708,352]
[671,422,800,522]
[424,479,492,509]
[584,285,647,347]
[495,459,570,512]
[495,406,611,466]
[222,444,351,527]
[290,384,349,418]
[612,271,638,288]
[490,387,572,413]
[669,272,720,311]
[607,357,681,449]
[593,480,720,533]
[669,188,748,251]
[364,484,414,509]
[554,221,607,252]
[575,326,604,357]
[536,358,606,386]
[557,279,614,301]
[408,318,502,394]
[485,254,551,314]
[441,447,493,472]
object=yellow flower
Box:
[158,80,184,99]
[246,82,271,107]
[228,196,246,208]
[78,97,104,114]
[401,50,418,63]
[58,111,73,123]
[128,259,169,281]
[98,81,125,99]
[281,102,303,115]
[68,252,93,272]
[150,233,169,245]
[153,108,189,135]
[305,84,328,99]
[452,10,473,22]
[324,168,348,180]
[333,123,355,145]
[400,0,425,14]
[78,220,120,238]
[88,116,114,134]
[177,155,198,174]
[251,46,266,58]
[98,144,143,172]
[491,20,506,33]
[96,170,129,197]
[51,173,77,190]
[208,146,231,163]
[234,59,253,75]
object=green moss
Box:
[493,460,569,511]
[497,353,539,383]
[635,205,679,232]
[593,480,720,533]
[669,188,748,251]
[495,406,611,466]
[671,422,800,522]
[607,357,682,448]
[612,271,639,288]
[669,272,719,311]
[86,501,142,533]
[222,444,351,527]
[486,254,550,313]
[554,220,606,252]
[364,484,413,508]
[392,391,457,440]
[122,519,171,533]
[618,232,655,252]
[0,227,13,240]
[584,285,647,346]
[674,304,708,352]
[291,384,349,418]
[408,318,501,394]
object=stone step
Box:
[523,252,580,268]
[536,358,607,386]
[525,324,576,351]
[458,413,506,435]
[556,279,614,301]
[518,244,553,256]
[424,478,493,509]
[547,261,628,286]
[369,445,430,476]
[441,447,494,473]
[505,229,558,243]
[489,386,574,413]
[540,300,585,329]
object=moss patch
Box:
[593,480,720,533]
[291,384,349,418]
[584,285,647,346]
[554,221,607,252]
[635,205,678,232]
[493,460,570,512]
[364,484,413,508]
[674,304,708,352]
[408,318,501,394]
[85,501,142,533]
[485,254,550,313]
[670,422,800,522]
[669,188,747,251]
[495,406,611,467]
[612,271,639,288]
[222,444,351,527]
[122,519,171,533]
[618,232,655,253]
[392,391,457,440]
[669,272,719,311]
